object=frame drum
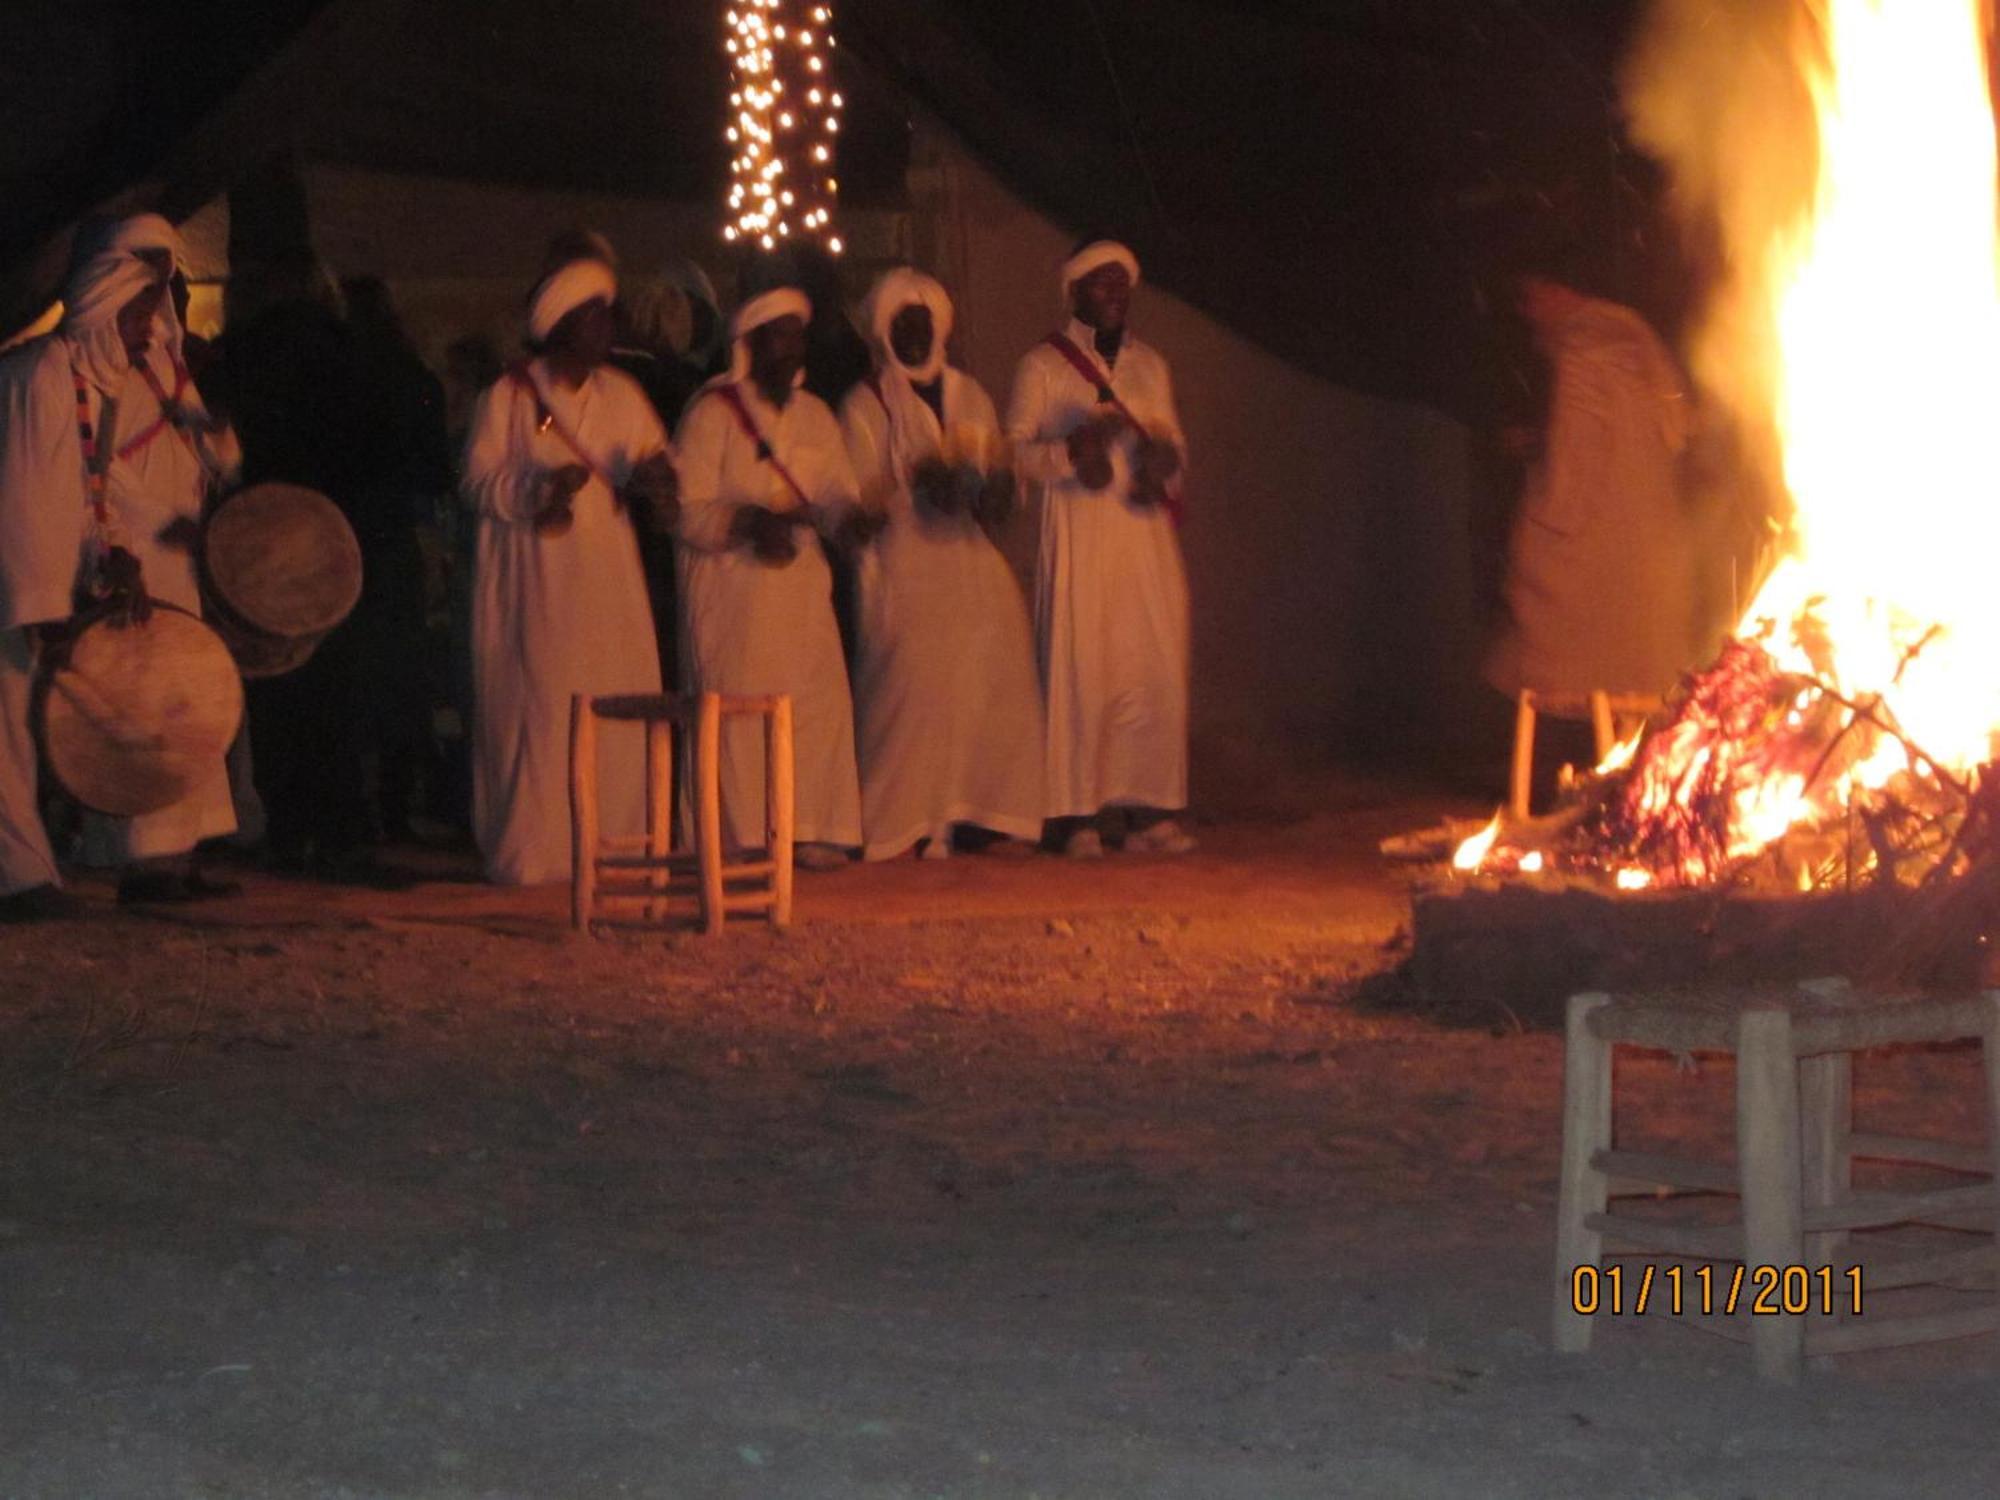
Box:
[37,605,244,817]
[201,482,363,677]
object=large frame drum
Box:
[37,605,244,817]
[200,482,363,677]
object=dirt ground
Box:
[5,774,2000,1499]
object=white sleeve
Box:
[672,392,741,554]
[838,388,894,509]
[0,345,88,629]
[805,401,862,530]
[605,372,673,485]
[1004,354,1076,485]
[460,379,545,525]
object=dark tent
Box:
[1,0,1667,409]
[0,0,1681,792]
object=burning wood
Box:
[1451,633,1984,895]
[1442,0,2000,942]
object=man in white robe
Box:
[462,254,679,885]
[840,268,1045,860]
[0,222,240,912]
[1485,275,1699,701]
[1006,239,1194,858]
[674,288,866,867]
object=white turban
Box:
[861,267,953,385]
[528,257,618,344]
[71,213,186,275]
[727,286,813,384]
[1060,239,1140,308]
[61,250,177,393]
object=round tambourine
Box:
[37,604,244,817]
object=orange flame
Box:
[1459,0,2000,887]
[1452,811,1502,871]
[1744,0,2000,789]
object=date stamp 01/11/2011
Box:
[1570,1263,1864,1318]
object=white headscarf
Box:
[665,257,726,371]
[619,273,689,357]
[726,287,813,384]
[1059,240,1141,310]
[70,213,186,276]
[528,258,618,344]
[861,267,953,386]
[60,250,177,393]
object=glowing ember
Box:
[1455,0,2000,891]
[1453,812,1501,871]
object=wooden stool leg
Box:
[1510,692,1537,821]
[1589,691,1615,764]
[646,717,672,924]
[1553,991,1614,1353]
[697,692,725,937]
[1980,993,2000,1271]
[569,695,598,933]
[1800,1051,1853,1273]
[767,696,794,929]
[1738,1005,1806,1382]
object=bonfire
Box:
[1450,0,2000,920]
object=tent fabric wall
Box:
[917,123,1491,802]
[1,0,1598,788]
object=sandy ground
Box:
[5,775,2000,1499]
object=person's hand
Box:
[157,515,203,552]
[622,453,681,533]
[732,504,800,563]
[1134,435,1181,486]
[546,464,590,501]
[949,463,986,514]
[98,546,151,626]
[978,467,1018,530]
[911,457,956,516]
[1067,417,1115,491]
[533,496,575,536]
[534,464,589,536]
[833,506,889,551]
[32,620,75,672]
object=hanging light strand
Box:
[722,0,845,254]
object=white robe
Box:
[463,361,667,885]
[840,367,1045,859]
[674,379,863,850]
[0,339,78,894]
[1006,319,1190,819]
[1486,297,1699,699]
[0,334,236,881]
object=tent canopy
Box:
[1,0,1662,413]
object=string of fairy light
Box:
[723,0,844,253]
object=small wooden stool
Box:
[1554,983,2000,1381]
[569,691,794,936]
[1510,689,1662,819]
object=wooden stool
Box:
[1554,983,2000,1381]
[1510,689,1662,819]
[569,691,794,936]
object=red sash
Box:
[708,382,813,509]
[117,357,198,462]
[507,364,615,488]
[1041,333,1183,525]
